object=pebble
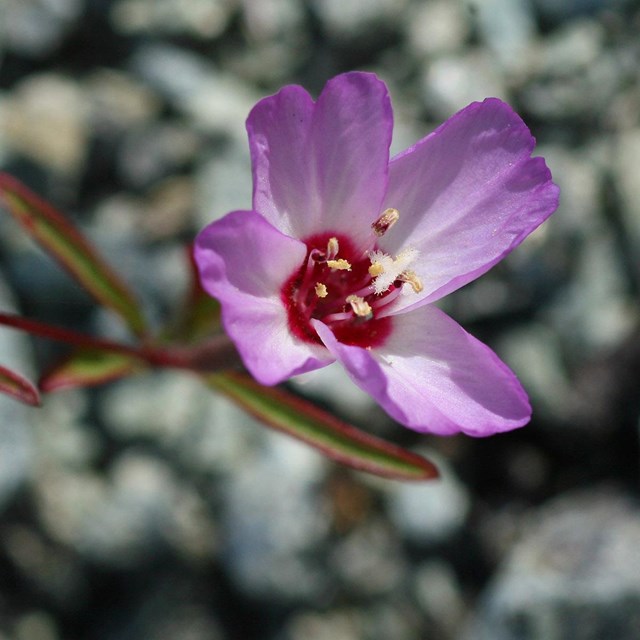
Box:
[0,277,35,512]
[385,451,470,544]
[219,431,329,600]
[2,0,82,57]
[404,0,470,57]
[466,489,640,640]
[1,74,88,176]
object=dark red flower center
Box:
[281,233,398,349]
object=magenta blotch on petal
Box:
[195,73,559,436]
[194,211,334,385]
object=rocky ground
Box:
[1,0,639,639]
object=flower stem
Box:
[0,311,241,373]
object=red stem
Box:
[0,311,240,372]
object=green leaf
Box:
[40,349,145,392]
[206,371,439,481]
[0,173,147,337]
[0,364,40,406]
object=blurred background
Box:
[1,0,640,638]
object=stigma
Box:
[368,247,420,295]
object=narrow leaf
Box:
[0,173,147,337]
[206,371,438,481]
[0,364,40,406]
[40,349,145,392]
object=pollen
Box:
[327,258,352,271]
[368,261,385,277]
[315,282,328,298]
[372,208,400,236]
[346,295,373,318]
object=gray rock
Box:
[311,0,410,40]
[220,431,329,600]
[289,364,376,424]
[414,560,467,639]
[328,519,407,596]
[100,371,257,478]
[0,276,35,512]
[532,0,627,22]
[421,51,508,119]
[195,142,253,229]
[1,73,89,176]
[467,489,640,640]
[110,0,232,39]
[35,451,217,566]
[614,128,640,257]
[85,69,161,133]
[497,323,573,423]
[2,0,83,57]
[472,0,536,73]
[385,451,470,544]
[117,123,201,188]
[404,0,470,58]
[130,44,258,142]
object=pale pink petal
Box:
[247,72,393,247]
[379,98,559,312]
[195,211,333,385]
[313,305,530,436]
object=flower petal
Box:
[195,211,333,385]
[247,71,393,246]
[313,305,530,436]
[380,98,560,311]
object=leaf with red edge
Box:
[206,371,438,481]
[40,349,146,392]
[0,364,40,406]
[0,173,147,337]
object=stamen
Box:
[397,270,423,294]
[323,309,354,323]
[372,208,400,237]
[327,259,352,271]
[346,295,373,318]
[315,282,328,298]
[368,248,419,295]
[370,285,403,312]
[326,237,339,259]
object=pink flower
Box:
[195,72,559,436]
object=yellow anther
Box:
[398,270,423,294]
[326,237,339,258]
[368,261,384,277]
[346,295,373,318]
[327,259,351,271]
[372,208,400,236]
[315,282,328,298]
